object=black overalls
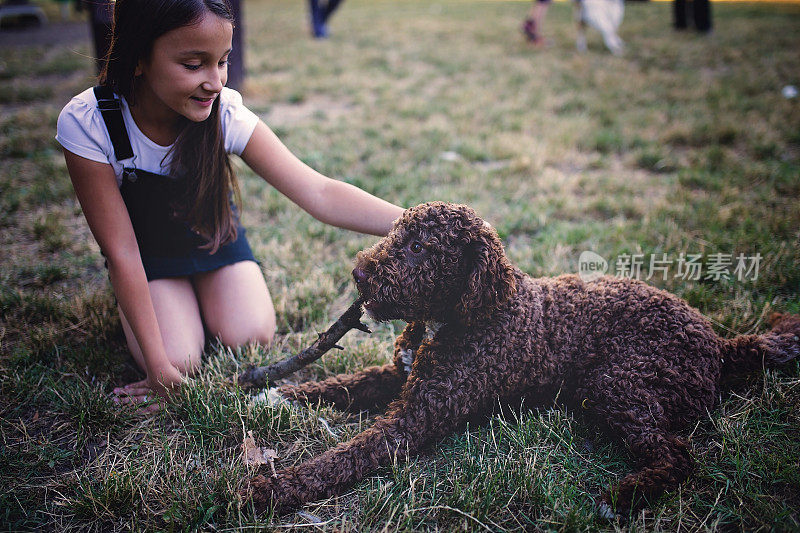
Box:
[94,86,256,281]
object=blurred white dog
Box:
[574,0,625,55]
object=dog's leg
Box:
[279,322,426,412]
[247,367,476,514]
[587,398,693,515]
[580,356,697,515]
[600,429,692,515]
[279,364,407,412]
[589,394,693,515]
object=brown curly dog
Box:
[245,201,799,517]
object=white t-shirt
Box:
[56,86,259,186]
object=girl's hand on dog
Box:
[113,364,185,412]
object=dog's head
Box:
[353,202,516,326]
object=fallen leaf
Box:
[263,448,279,477]
[242,430,279,476]
[242,430,264,465]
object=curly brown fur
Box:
[244,202,800,516]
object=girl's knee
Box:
[194,260,276,348]
[166,338,204,375]
[215,315,275,348]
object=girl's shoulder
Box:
[218,87,259,156]
[218,86,244,108]
[218,87,254,120]
[55,87,114,165]
[66,86,101,107]
[58,87,102,126]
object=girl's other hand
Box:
[113,378,162,412]
[112,364,185,412]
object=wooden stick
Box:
[237,298,370,389]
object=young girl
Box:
[56,0,404,408]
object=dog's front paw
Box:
[267,387,291,407]
[242,472,303,516]
[595,500,620,521]
[251,387,292,408]
[241,474,272,515]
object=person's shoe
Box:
[312,23,329,38]
[310,2,328,38]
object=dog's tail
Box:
[720,313,800,377]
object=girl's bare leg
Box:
[119,276,205,375]
[192,260,276,348]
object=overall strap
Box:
[93,85,134,161]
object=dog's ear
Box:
[457,226,516,326]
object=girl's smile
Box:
[190,96,216,108]
[132,11,233,143]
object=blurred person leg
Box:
[308,0,327,38]
[321,0,344,24]
[693,0,712,33]
[673,0,688,30]
[522,0,551,46]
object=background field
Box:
[1,0,799,530]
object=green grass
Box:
[1,0,799,530]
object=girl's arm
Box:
[240,121,405,236]
[63,150,183,400]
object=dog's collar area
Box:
[424,321,443,341]
[400,348,414,373]
[400,322,443,374]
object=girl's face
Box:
[136,12,233,124]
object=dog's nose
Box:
[352,268,367,285]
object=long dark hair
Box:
[99,0,240,253]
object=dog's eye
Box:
[409,241,424,254]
